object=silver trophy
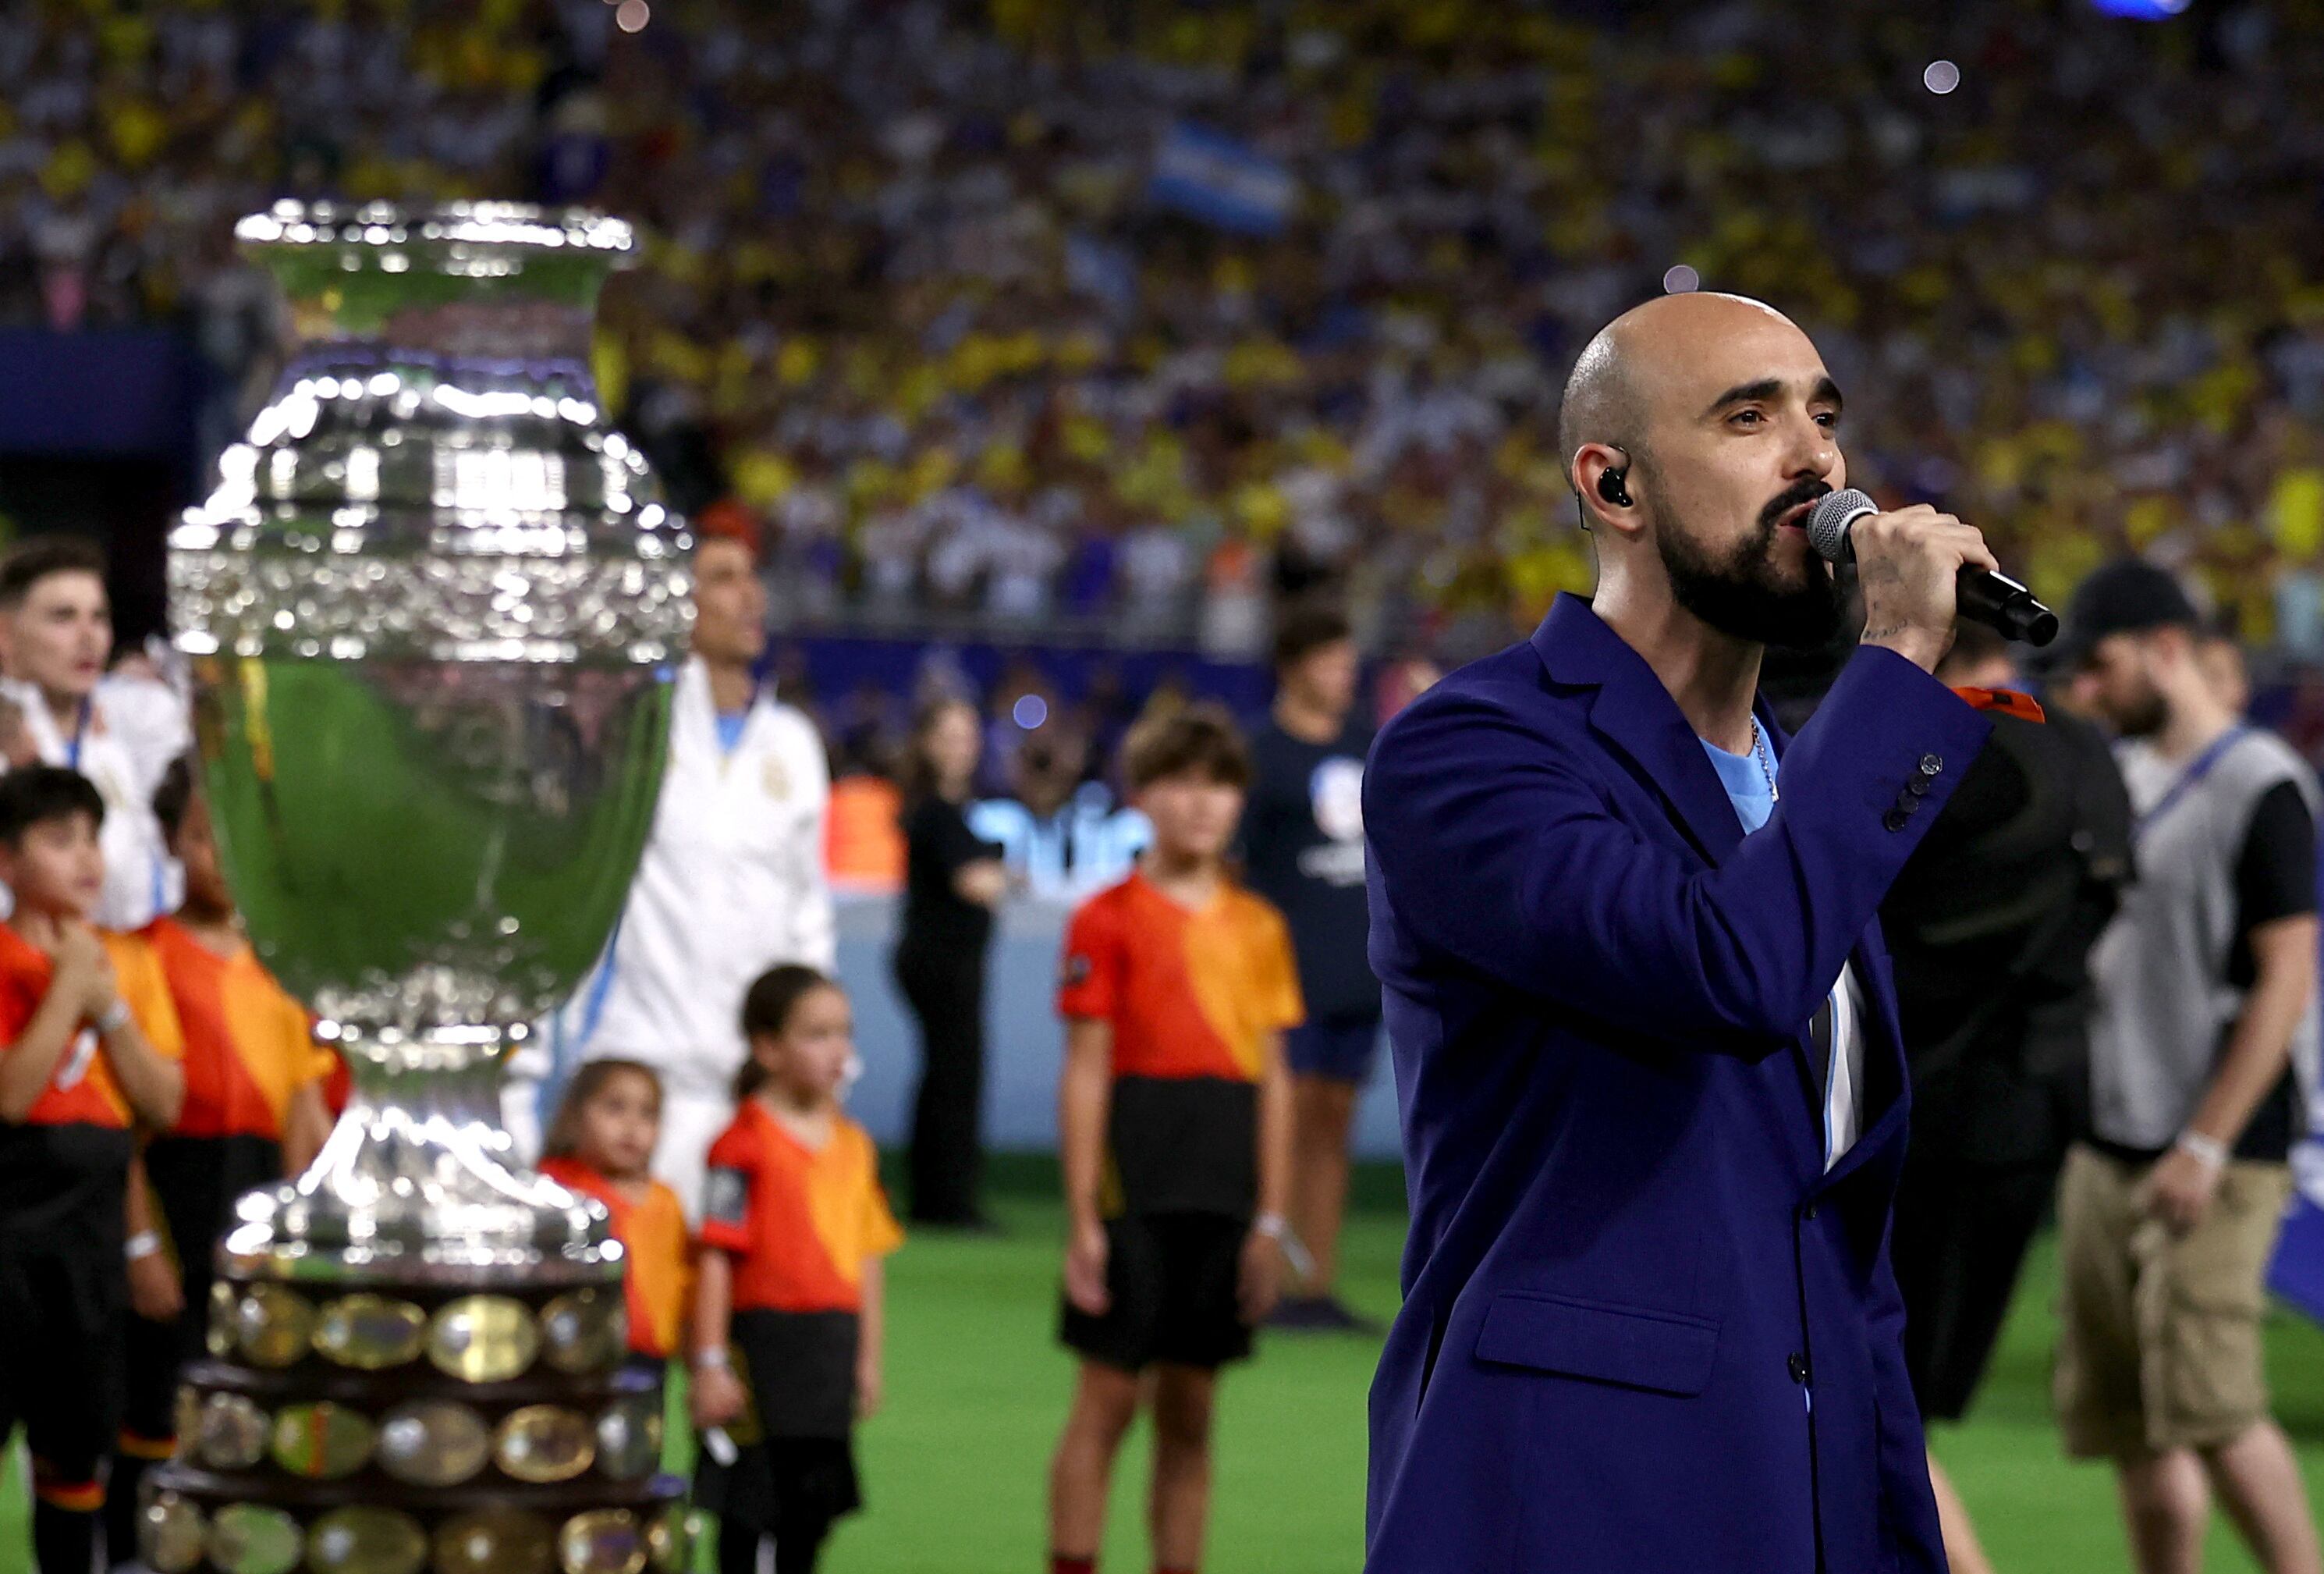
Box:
[146,202,691,1574]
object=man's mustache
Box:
[1758,478,1833,533]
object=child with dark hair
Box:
[1046,705,1303,1574]
[107,755,336,1556]
[690,965,903,1574]
[0,765,183,1574]
[539,1058,693,1373]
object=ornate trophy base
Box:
[140,1040,690,1574]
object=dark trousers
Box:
[1889,1053,2081,1423]
[1892,1153,2056,1421]
[895,943,988,1224]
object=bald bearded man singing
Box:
[1364,294,1999,1573]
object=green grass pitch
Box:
[9,1166,2322,1572]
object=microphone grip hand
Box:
[1852,504,1999,673]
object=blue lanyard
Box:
[62,698,90,770]
[2134,726,2250,842]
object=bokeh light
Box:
[1662,265,1701,294]
[1923,60,1962,94]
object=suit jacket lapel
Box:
[1739,682,1912,1184]
[1530,595,1745,866]
[1756,703,1840,1159]
[1531,597,1910,1179]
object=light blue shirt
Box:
[1701,730,1863,1169]
[714,710,749,755]
[1701,733,1776,833]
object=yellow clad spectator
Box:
[2269,468,2324,558]
[41,143,98,201]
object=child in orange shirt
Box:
[690,965,903,1574]
[1047,705,1303,1574]
[0,766,183,1574]
[109,756,336,1554]
[540,1058,693,1375]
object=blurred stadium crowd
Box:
[9,0,2324,672]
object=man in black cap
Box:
[2056,559,2322,1574]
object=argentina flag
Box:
[1148,121,1299,236]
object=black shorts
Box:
[1059,1213,1253,1373]
[0,1242,126,1490]
[1285,1016,1382,1085]
[695,1436,862,1534]
[695,1312,864,1534]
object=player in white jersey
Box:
[0,537,183,929]
[520,515,836,1217]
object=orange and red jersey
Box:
[540,1155,692,1361]
[1058,870,1304,1082]
[142,917,330,1143]
[698,1100,903,1315]
[0,922,183,1240]
[1058,871,1304,1218]
[0,922,182,1132]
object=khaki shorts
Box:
[2053,1143,2293,1459]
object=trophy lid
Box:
[236,201,634,339]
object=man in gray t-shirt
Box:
[2057,559,2322,1574]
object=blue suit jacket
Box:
[1364,596,1992,1573]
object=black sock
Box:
[718,1518,767,1574]
[774,1519,831,1574]
[34,1496,99,1574]
[105,1450,158,1567]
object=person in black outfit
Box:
[1880,623,2133,1574]
[892,696,1009,1228]
[1240,602,1380,1332]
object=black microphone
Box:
[1807,489,2059,647]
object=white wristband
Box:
[95,1000,130,1036]
[690,1346,732,1372]
[1253,1213,1290,1242]
[125,1230,162,1262]
[2174,1131,2230,1171]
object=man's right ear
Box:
[1574,445,1636,530]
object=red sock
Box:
[1050,1558,1096,1574]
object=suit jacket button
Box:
[1883,809,1909,831]
[1788,1352,1811,1384]
[1918,754,1944,776]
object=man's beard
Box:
[2111,684,2170,738]
[1656,478,1844,650]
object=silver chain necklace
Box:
[1750,717,1779,801]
